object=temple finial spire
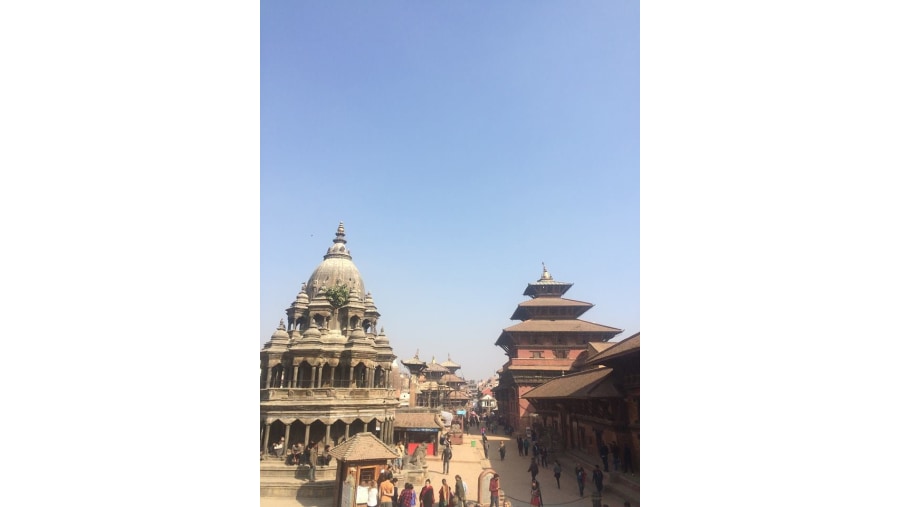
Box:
[541,262,552,280]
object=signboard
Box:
[456,410,466,415]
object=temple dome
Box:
[306,222,366,298]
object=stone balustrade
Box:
[261,387,396,401]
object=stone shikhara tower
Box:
[260,222,400,458]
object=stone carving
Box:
[407,444,428,469]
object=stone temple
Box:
[260,223,401,491]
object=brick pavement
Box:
[261,433,637,507]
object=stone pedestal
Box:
[404,466,429,487]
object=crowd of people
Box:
[267,419,636,506]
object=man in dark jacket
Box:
[528,459,540,481]
[591,465,604,494]
[599,442,609,472]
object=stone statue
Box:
[408,444,428,469]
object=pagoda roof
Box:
[440,355,460,369]
[393,412,443,429]
[328,432,400,461]
[522,367,621,400]
[588,332,640,364]
[511,298,594,320]
[503,319,622,334]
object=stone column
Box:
[304,425,311,446]
[344,424,350,442]
[325,424,332,448]
[262,422,272,459]
[292,365,299,388]
[266,367,274,388]
[330,367,336,387]
[284,423,292,458]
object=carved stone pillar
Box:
[292,365,299,388]
[304,424,311,446]
[262,422,272,459]
[284,423,292,457]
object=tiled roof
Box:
[503,320,622,333]
[328,432,400,461]
[571,343,616,369]
[517,298,593,307]
[393,412,443,429]
[508,358,572,368]
[522,368,619,399]
[449,390,469,400]
[590,332,640,363]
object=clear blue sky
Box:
[261,1,639,382]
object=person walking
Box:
[454,475,467,507]
[574,464,586,497]
[622,445,634,474]
[540,446,548,468]
[516,435,524,457]
[483,440,490,459]
[610,441,620,472]
[441,443,452,474]
[527,458,540,481]
[591,465,604,495]
[488,474,500,507]
[552,461,561,488]
[419,479,435,507]
[438,478,452,507]
[599,442,610,472]
[523,436,530,457]
[529,479,543,507]
[498,442,506,461]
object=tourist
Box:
[441,443,452,474]
[379,475,395,507]
[419,478,435,507]
[529,479,543,507]
[610,441,620,471]
[574,464,586,497]
[523,436,530,456]
[308,442,318,481]
[391,478,399,507]
[488,474,500,507]
[438,478,452,507]
[527,458,539,481]
[498,442,506,461]
[272,437,284,457]
[592,464,604,494]
[395,443,405,470]
[599,441,609,472]
[483,440,489,459]
[552,461,561,488]
[453,475,466,507]
[622,445,634,474]
[516,435,524,456]
[291,442,303,465]
[540,446,548,468]
[367,480,379,507]
[398,483,415,507]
